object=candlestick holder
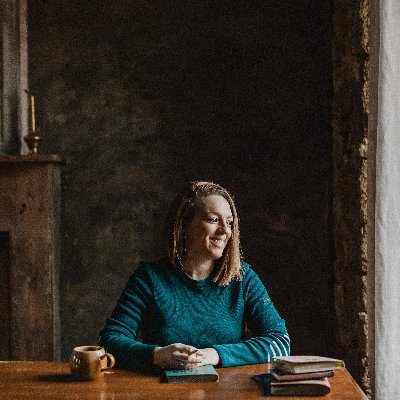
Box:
[23,130,43,154]
[23,90,42,154]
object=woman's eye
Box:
[227,220,234,227]
[208,217,219,223]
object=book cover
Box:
[161,365,219,383]
[270,367,334,382]
[273,355,345,374]
[253,374,331,396]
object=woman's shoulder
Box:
[240,260,256,276]
[238,261,265,285]
[125,258,173,289]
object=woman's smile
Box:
[209,237,226,247]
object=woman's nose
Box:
[217,221,229,233]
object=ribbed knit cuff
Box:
[213,344,235,368]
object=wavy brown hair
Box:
[166,181,242,286]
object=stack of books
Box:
[253,356,345,396]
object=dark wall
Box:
[29,0,333,360]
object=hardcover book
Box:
[253,374,331,396]
[272,356,345,374]
[270,367,334,382]
[162,365,219,383]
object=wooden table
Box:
[0,361,367,399]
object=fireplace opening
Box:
[0,231,11,360]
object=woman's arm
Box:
[99,263,202,370]
[99,263,159,369]
[212,267,290,367]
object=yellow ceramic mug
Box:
[69,345,115,380]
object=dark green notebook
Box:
[162,365,219,383]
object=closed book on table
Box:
[253,374,331,396]
[270,368,334,382]
[273,356,345,374]
[162,365,219,383]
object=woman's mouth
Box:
[210,238,225,247]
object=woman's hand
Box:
[152,343,203,369]
[195,348,220,367]
[152,344,221,369]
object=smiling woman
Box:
[99,181,290,370]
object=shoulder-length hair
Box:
[166,181,242,286]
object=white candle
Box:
[30,94,36,132]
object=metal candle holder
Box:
[23,90,43,154]
[23,131,43,154]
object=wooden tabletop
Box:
[0,361,367,399]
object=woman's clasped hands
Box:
[152,343,220,369]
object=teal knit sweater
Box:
[99,259,290,369]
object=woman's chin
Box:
[209,251,224,260]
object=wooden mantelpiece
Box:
[0,154,62,163]
[0,155,62,361]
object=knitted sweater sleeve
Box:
[213,266,290,367]
[98,263,158,370]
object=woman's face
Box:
[184,195,233,264]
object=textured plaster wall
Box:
[332,0,370,394]
[28,1,334,361]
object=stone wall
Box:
[28,1,334,362]
[332,0,370,394]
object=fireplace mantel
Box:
[0,154,61,360]
[0,155,62,163]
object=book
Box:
[270,367,334,382]
[161,365,219,383]
[273,356,345,374]
[253,373,331,396]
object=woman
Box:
[99,181,290,370]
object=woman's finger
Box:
[184,360,205,369]
[173,350,189,360]
[187,352,202,363]
[173,350,201,360]
[173,343,191,352]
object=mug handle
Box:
[100,353,116,371]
